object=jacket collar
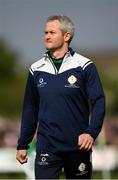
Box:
[43,47,75,61]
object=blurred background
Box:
[0,0,118,179]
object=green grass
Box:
[0,172,26,179]
[60,170,118,179]
[0,170,118,179]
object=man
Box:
[16,15,105,179]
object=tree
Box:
[0,38,27,119]
[0,38,18,81]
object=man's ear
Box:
[64,32,71,42]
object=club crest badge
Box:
[78,163,86,172]
[68,75,77,85]
[65,75,79,88]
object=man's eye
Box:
[50,31,55,34]
[45,31,56,35]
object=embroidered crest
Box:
[68,75,77,85]
[78,163,86,172]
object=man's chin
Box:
[46,47,55,51]
[46,47,51,50]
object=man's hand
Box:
[78,133,94,151]
[16,149,28,164]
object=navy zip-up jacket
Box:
[17,49,105,153]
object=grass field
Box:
[0,170,118,179]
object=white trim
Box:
[82,61,93,70]
[29,68,34,75]
[29,52,93,75]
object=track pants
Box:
[35,150,92,179]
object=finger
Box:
[17,157,27,164]
[84,139,93,151]
[20,158,28,164]
[84,141,92,151]
[16,155,27,164]
[87,141,93,151]
[79,139,88,150]
[83,140,91,150]
[78,135,84,146]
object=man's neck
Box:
[50,46,69,59]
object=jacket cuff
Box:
[17,145,29,150]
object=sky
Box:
[0,0,118,64]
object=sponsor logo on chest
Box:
[37,78,47,88]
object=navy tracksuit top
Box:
[17,48,105,153]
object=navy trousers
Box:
[35,150,92,179]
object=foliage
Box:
[0,38,28,118]
[0,39,18,81]
[94,54,118,115]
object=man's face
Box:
[44,20,65,51]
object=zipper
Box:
[47,56,58,75]
[46,51,71,75]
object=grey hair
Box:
[46,15,75,43]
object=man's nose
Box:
[45,33,51,40]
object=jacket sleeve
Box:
[17,70,39,150]
[84,63,105,140]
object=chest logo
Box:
[68,75,77,85]
[37,78,47,88]
[65,75,79,88]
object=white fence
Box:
[0,146,117,179]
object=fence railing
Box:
[0,146,117,179]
